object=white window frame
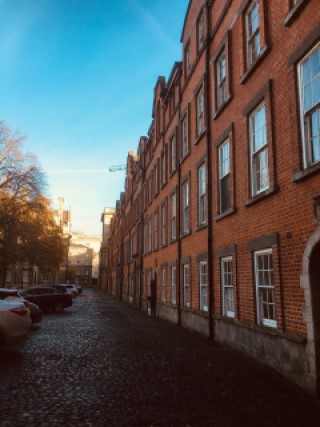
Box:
[154,163,158,194]
[183,264,190,307]
[199,261,208,311]
[171,266,176,305]
[144,222,148,255]
[298,43,320,168]
[246,1,261,68]
[255,249,276,328]
[161,150,166,186]
[185,45,191,77]
[147,270,152,298]
[182,115,188,158]
[219,139,231,213]
[148,217,152,253]
[171,193,176,241]
[216,51,227,109]
[196,88,205,136]
[161,202,167,246]
[154,211,158,251]
[198,164,206,225]
[197,13,204,52]
[171,134,176,173]
[221,256,234,318]
[250,103,269,196]
[161,267,166,302]
[182,180,189,234]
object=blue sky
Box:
[0,0,189,235]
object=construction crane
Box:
[108,164,126,172]
[47,164,127,174]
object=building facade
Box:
[69,232,101,287]
[106,0,320,395]
[99,207,116,291]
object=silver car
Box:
[0,300,31,349]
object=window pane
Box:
[310,48,320,78]
[219,141,230,178]
[311,109,320,162]
[220,174,230,212]
[304,83,313,112]
[314,75,320,106]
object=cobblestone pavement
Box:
[0,289,319,427]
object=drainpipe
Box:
[139,143,146,310]
[177,66,182,327]
[205,1,214,340]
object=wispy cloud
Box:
[129,0,177,50]
[0,2,42,72]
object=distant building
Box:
[70,232,101,286]
[51,197,72,284]
[99,207,116,291]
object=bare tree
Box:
[0,121,45,201]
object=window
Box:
[183,264,190,307]
[198,164,206,225]
[250,103,269,195]
[219,139,231,213]
[197,13,205,53]
[245,1,261,68]
[148,177,152,204]
[147,270,152,298]
[185,43,191,77]
[148,217,152,253]
[144,222,148,254]
[182,180,189,234]
[170,134,176,173]
[181,115,188,158]
[161,149,167,186]
[161,201,167,246]
[161,267,166,302]
[154,211,158,250]
[298,44,320,168]
[199,261,208,311]
[171,192,176,241]
[196,88,205,136]
[154,162,159,195]
[216,50,227,109]
[221,257,234,318]
[255,249,276,327]
[132,231,137,256]
[171,266,176,304]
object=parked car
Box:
[0,288,42,324]
[18,287,73,313]
[0,300,31,349]
[59,284,78,298]
[44,284,73,297]
[75,284,83,295]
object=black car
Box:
[18,286,73,313]
[0,288,42,323]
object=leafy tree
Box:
[0,121,64,286]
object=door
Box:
[150,271,157,317]
[309,241,320,396]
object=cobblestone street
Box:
[0,289,319,426]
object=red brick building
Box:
[106,0,320,395]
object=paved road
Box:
[0,289,319,427]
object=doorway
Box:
[309,241,320,395]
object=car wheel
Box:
[54,302,64,313]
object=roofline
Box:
[180,0,192,43]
